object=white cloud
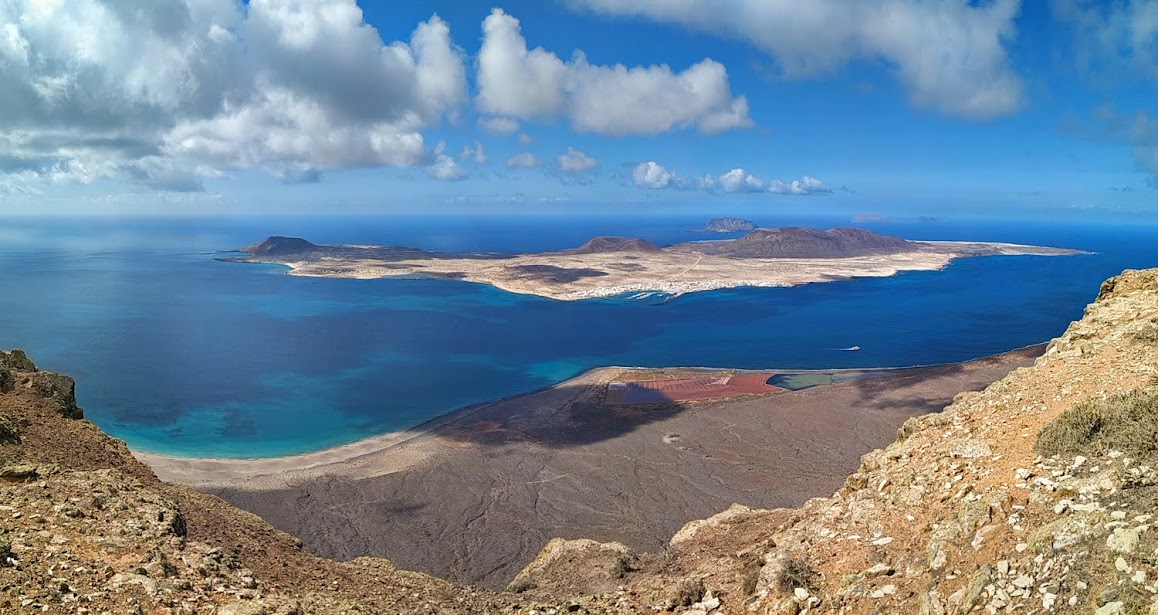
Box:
[719,168,765,193]
[626,161,835,195]
[557,147,599,172]
[767,176,832,195]
[0,1,468,191]
[506,152,542,169]
[427,141,467,181]
[459,141,488,164]
[477,8,752,135]
[1052,0,1158,81]
[1082,105,1158,176]
[632,161,678,189]
[518,133,534,145]
[567,0,1024,120]
[478,116,521,134]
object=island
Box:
[699,217,758,232]
[225,227,1086,301]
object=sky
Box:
[2,0,1158,219]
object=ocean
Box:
[0,213,1152,458]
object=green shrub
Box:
[1037,388,1158,460]
[776,555,817,593]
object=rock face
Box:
[240,236,319,257]
[701,218,758,232]
[568,236,665,255]
[693,227,913,258]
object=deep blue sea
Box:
[0,213,1153,458]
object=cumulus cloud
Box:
[478,116,521,134]
[459,141,488,164]
[567,0,1024,120]
[632,161,678,188]
[557,147,599,172]
[1052,0,1158,81]
[767,176,832,195]
[506,152,542,169]
[627,162,833,195]
[0,1,467,191]
[427,142,467,181]
[719,168,765,193]
[477,9,752,135]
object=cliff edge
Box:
[0,351,522,614]
[506,269,1158,614]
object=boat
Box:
[839,346,861,351]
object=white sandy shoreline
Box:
[133,345,1047,487]
[249,240,1087,302]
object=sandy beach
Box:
[136,346,1044,588]
[135,367,619,488]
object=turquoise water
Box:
[0,214,1152,458]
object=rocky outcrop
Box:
[701,218,758,233]
[568,236,665,255]
[240,236,319,256]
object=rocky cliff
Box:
[507,269,1158,614]
[3,269,1158,614]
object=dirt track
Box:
[181,346,1043,589]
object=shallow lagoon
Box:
[0,214,1150,458]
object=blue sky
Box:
[2,0,1157,219]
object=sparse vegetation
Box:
[1131,322,1158,345]
[1036,387,1158,460]
[671,577,705,607]
[611,553,634,579]
[0,413,18,443]
[0,536,14,567]
[507,576,537,593]
[776,555,817,593]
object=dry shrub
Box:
[0,414,18,443]
[1130,323,1158,345]
[776,555,817,593]
[671,577,704,607]
[1037,388,1158,460]
[506,577,537,594]
[611,553,634,579]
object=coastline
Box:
[133,343,1047,488]
[236,238,1087,302]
